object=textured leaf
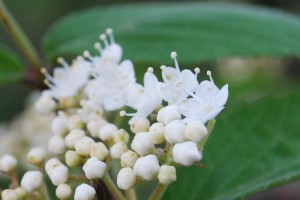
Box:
[163,91,300,200]
[44,3,300,63]
[0,46,22,83]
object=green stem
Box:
[102,174,126,200]
[0,0,41,67]
[125,189,137,200]
[148,183,167,200]
[198,119,216,152]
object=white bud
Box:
[75,137,95,157]
[21,171,43,192]
[1,189,18,200]
[130,118,150,133]
[164,120,186,144]
[117,167,136,190]
[68,114,83,130]
[87,117,107,138]
[35,94,56,114]
[90,142,108,161]
[14,187,27,199]
[110,142,128,159]
[133,154,160,181]
[45,158,61,173]
[131,132,154,156]
[149,123,165,144]
[82,157,106,180]
[56,183,72,200]
[27,147,46,165]
[65,129,85,149]
[172,141,202,166]
[121,150,138,168]
[113,129,129,144]
[48,135,66,154]
[158,165,176,185]
[51,113,68,136]
[99,123,117,141]
[65,151,82,167]
[184,121,208,143]
[157,105,181,125]
[74,183,95,200]
[0,154,17,173]
[45,158,68,186]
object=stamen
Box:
[40,68,55,83]
[83,50,93,61]
[57,57,69,70]
[194,68,200,78]
[147,67,154,73]
[207,70,214,84]
[99,34,109,47]
[160,65,169,83]
[106,28,115,44]
[119,110,135,117]
[94,42,103,53]
[170,51,181,77]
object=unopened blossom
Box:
[65,150,82,167]
[74,183,95,200]
[89,142,109,161]
[149,122,165,144]
[172,141,202,166]
[27,147,46,165]
[48,135,66,154]
[51,111,69,136]
[130,118,150,134]
[133,154,160,181]
[158,165,177,185]
[75,136,95,157]
[56,183,72,200]
[164,120,187,144]
[117,167,136,190]
[99,123,118,141]
[21,171,43,192]
[110,142,128,159]
[35,92,56,114]
[0,154,17,173]
[121,150,138,168]
[1,189,18,200]
[131,132,154,156]
[156,105,181,125]
[184,120,208,143]
[45,158,68,186]
[82,157,106,180]
[65,129,85,149]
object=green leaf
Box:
[43,3,300,63]
[163,91,300,200]
[0,46,22,83]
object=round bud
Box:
[65,151,82,167]
[172,141,202,166]
[149,123,165,144]
[67,114,83,130]
[48,135,66,155]
[65,129,85,149]
[117,167,136,190]
[99,123,117,141]
[51,113,68,136]
[45,158,68,186]
[27,147,46,165]
[35,94,56,114]
[164,120,186,144]
[130,118,150,133]
[90,142,108,161]
[121,150,138,168]
[74,184,96,200]
[56,183,72,200]
[82,157,106,180]
[0,154,17,173]
[110,142,128,159]
[113,129,129,144]
[184,121,208,143]
[14,187,27,199]
[131,132,154,156]
[87,117,107,138]
[158,165,177,185]
[133,154,160,181]
[75,137,95,157]
[21,171,43,192]
[157,105,181,125]
[1,189,18,200]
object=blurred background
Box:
[1,0,300,199]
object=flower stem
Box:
[102,174,126,200]
[148,183,167,200]
[125,188,137,200]
[0,0,41,67]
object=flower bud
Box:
[184,121,208,143]
[133,154,160,181]
[82,157,106,180]
[68,114,84,130]
[75,137,95,157]
[113,129,129,144]
[164,120,186,144]
[14,187,27,199]
[110,142,128,159]
[98,123,117,141]
[130,118,150,133]
[172,141,202,166]
[45,158,68,186]
[65,129,85,149]
[149,122,165,144]
[131,132,154,156]
[87,117,107,138]
[117,167,136,190]
[48,135,66,154]
[121,150,138,168]
[27,147,46,165]
[56,183,72,200]
[65,151,82,167]
[157,105,181,125]
[21,171,43,192]
[35,94,56,114]
[158,165,176,185]
[51,112,68,136]
[1,189,18,200]
[74,183,95,200]
[0,154,17,173]
[90,142,108,161]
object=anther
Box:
[40,68,47,74]
[194,68,200,74]
[170,51,177,59]
[106,28,113,35]
[147,67,154,73]
[120,111,126,117]
[160,65,166,70]
[99,34,109,47]
[207,70,214,83]
[94,42,102,51]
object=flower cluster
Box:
[1,29,228,200]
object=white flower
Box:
[110,142,128,159]
[89,142,109,161]
[156,105,181,125]
[133,154,160,181]
[120,150,138,168]
[172,141,202,166]
[180,71,229,124]
[117,167,136,190]
[82,157,106,180]
[131,132,154,156]
[0,154,17,173]
[56,183,72,200]
[158,165,177,185]
[158,52,198,104]
[42,56,91,99]
[27,147,46,165]
[74,183,95,200]
[21,171,43,192]
[164,120,186,144]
